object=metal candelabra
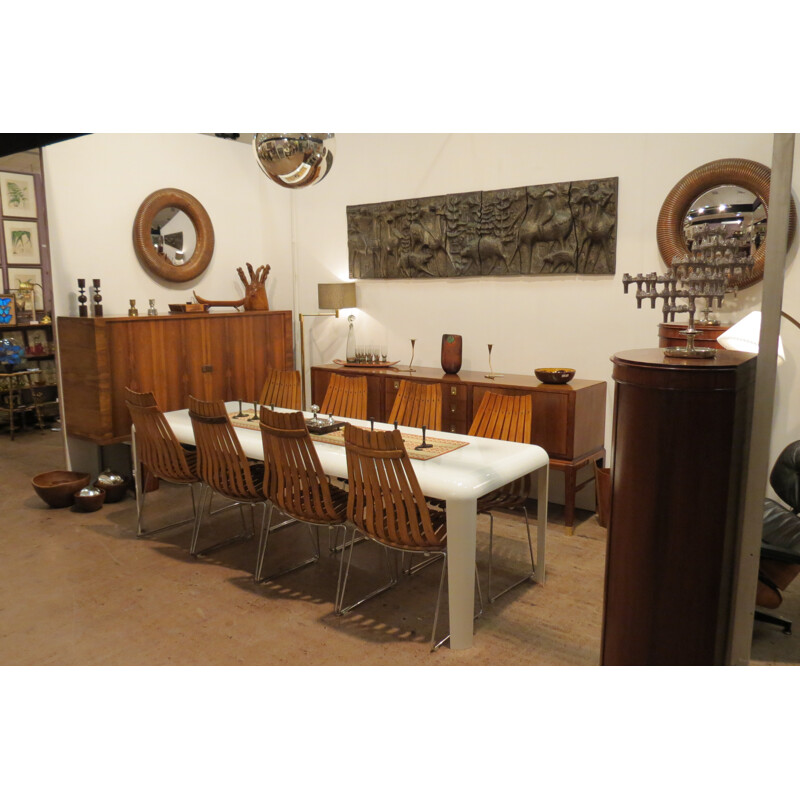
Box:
[622,254,753,359]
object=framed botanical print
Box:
[0,171,37,218]
[3,220,40,265]
[7,267,44,310]
[0,293,17,325]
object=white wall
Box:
[291,133,799,506]
[43,133,293,317]
[42,133,800,507]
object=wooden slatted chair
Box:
[256,407,344,583]
[258,368,302,410]
[339,423,482,650]
[319,374,368,419]
[388,380,442,430]
[188,395,269,560]
[125,387,204,539]
[469,391,537,602]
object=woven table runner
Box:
[229,413,468,461]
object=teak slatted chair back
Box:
[320,373,368,419]
[468,391,531,444]
[259,408,347,527]
[468,390,537,602]
[187,395,267,559]
[388,380,442,431]
[258,368,302,410]
[344,424,446,552]
[125,387,202,539]
[340,423,482,650]
[255,407,344,582]
[125,388,198,485]
[189,396,263,502]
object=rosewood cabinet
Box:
[657,322,730,350]
[601,348,756,665]
[311,364,607,530]
[58,310,293,444]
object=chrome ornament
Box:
[253,133,335,189]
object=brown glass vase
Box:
[441,334,462,374]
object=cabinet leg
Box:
[564,467,576,534]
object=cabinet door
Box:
[225,312,293,403]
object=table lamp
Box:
[299,282,357,408]
[717,310,791,363]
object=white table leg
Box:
[536,464,549,583]
[445,496,477,650]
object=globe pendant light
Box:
[252,133,335,189]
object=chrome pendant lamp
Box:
[252,133,336,189]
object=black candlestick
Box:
[233,400,246,419]
[92,279,103,317]
[77,279,88,317]
[415,425,433,450]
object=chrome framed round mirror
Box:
[133,188,214,282]
[657,158,797,290]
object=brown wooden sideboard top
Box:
[58,310,293,444]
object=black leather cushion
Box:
[770,441,800,513]
[763,498,800,553]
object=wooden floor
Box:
[1,427,797,666]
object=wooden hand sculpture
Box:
[194,263,271,310]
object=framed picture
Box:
[25,328,46,354]
[0,171,37,218]
[3,329,26,348]
[0,293,16,325]
[7,267,44,310]
[3,220,40,265]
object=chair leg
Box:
[191,489,253,558]
[254,509,320,584]
[754,608,792,635]
[335,530,397,616]
[137,480,203,540]
[485,506,535,603]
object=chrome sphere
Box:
[252,133,335,189]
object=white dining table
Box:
[159,401,550,650]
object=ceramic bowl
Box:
[94,469,128,503]
[32,470,91,508]
[74,486,106,512]
[534,368,576,385]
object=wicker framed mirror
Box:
[132,188,214,282]
[656,158,797,290]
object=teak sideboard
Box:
[58,310,293,444]
[311,364,607,530]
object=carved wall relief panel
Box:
[347,177,617,279]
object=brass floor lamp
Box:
[299,282,357,409]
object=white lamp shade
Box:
[717,311,786,363]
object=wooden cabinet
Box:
[311,364,607,529]
[57,310,293,444]
[601,349,756,665]
[658,322,730,350]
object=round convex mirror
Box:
[150,206,197,265]
[657,158,797,290]
[133,188,214,282]
[683,185,766,260]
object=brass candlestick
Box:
[399,338,417,372]
[485,344,503,378]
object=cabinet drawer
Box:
[441,383,467,433]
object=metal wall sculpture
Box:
[347,177,618,279]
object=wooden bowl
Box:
[534,368,575,385]
[74,487,106,512]
[32,470,91,508]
